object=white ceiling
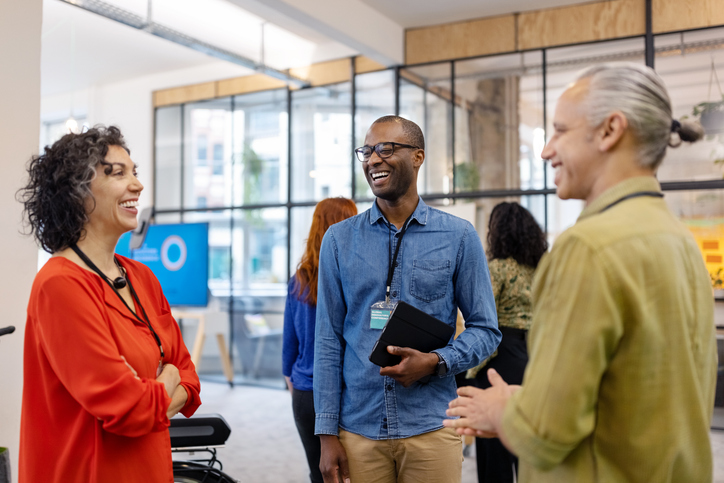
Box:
[40,0,597,99]
[41,0,251,96]
[360,0,592,29]
[41,0,356,97]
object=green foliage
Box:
[711,267,724,290]
[238,144,264,226]
[454,162,481,191]
[692,96,724,117]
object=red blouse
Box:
[20,256,201,483]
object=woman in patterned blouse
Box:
[468,202,548,483]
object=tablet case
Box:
[369,301,455,367]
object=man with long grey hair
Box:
[444,62,718,482]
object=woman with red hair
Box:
[283,197,357,483]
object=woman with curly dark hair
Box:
[467,201,547,483]
[17,126,201,483]
[282,197,357,483]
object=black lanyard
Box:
[70,245,165,360]
[600,191,663,213]
[386,212,414,303]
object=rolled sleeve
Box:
[502,391,578,470]
[315,413,341,435]
[313,230,346,436]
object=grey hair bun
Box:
[669,118,704,147]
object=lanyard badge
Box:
[370,299,397,329]
[369,213,413,330]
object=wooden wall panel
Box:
[406,15,515,65]
[216,75,287,97]
[404,0,724,63]
[289,58,351,86]
[517,0,646,51]
[355,56,387,74]
[153,58,359,106]
[153,82,216,107]
[653,0,724,33]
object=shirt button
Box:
[392,291,397,297]
[382,424,388,429]
[383,418,387,422]
[386,385,392,391]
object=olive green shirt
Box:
[467,258,534,378]
[502,177,718,483]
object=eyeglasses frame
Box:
[354,142,421,162]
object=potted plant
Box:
[692,59,724,137]
[693,96,724,136]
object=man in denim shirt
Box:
[314,115,500,483]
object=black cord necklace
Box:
[600,191,664,213]
[385,212,414,304]
[70,244,165,360]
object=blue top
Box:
[282,275,316,392]
[313,198,500,439]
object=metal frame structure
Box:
[152,24,724,376]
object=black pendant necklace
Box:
[111,264,127,289]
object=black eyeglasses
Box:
[354,142,420,162]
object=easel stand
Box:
[173,311,234,387]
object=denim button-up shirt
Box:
[313,198,500,439]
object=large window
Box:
[354,70,396,199]
[655,27,724,182]
[291,83,352,202]
[184,98,233,210]
[400,63,452,196]
[155,31,724,380]
[233,89,289,206]
[453,51,546,232]
[154,106,182,210]
[454,52,544,192]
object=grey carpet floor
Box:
[174,380,724,483]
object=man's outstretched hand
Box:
[443,368,520,438]
[379,346,439,387]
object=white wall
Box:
[41,61,250,213]
[0,1,43,481]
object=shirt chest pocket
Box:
[410,259,451,302]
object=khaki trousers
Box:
[338,428,463,483]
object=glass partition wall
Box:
[154,28,724,381]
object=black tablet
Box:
[369,301,455,367]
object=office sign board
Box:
[116,223,209,307]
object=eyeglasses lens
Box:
[377,143,394,158]
[355,147,370,162]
